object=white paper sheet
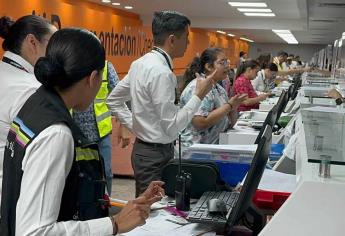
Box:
[188,144,257,152]
[242,169,297,193]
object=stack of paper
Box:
[184,144,257,163]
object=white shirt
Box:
[106,48,202,144]
[0,52,113,235]
[0,51,40,210]
[15,124,113,236]
[251,69,267,92]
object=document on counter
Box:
[188,143,257,152]
[241,169,297,193]
[119,209,213,236]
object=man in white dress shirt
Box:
[107,11,215,196]
[251,62,278,93]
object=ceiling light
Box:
[237,8,272,12]
[272,29,291,34]
[102,0,111,3]
[227,33,235,37]
[217,30,226,34]
[244,13,275,17]
[124,6,133,9]
[272,30,298,44]
[228,2,267,7]
[112,2,120,5]
[240,37,254,43]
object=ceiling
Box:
[89,0,345,45]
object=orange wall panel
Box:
[0,0,249,76]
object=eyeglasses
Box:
[216,59,230,67]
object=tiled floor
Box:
[110,177,135,200]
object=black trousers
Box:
[131,139,174,197]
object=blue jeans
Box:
[98,135,113,195]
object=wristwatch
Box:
[335,97,344,105]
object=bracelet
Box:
[226,102,233,110]
[110,216,118,235]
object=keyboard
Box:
[188,191,240,224]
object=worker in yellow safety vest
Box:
[72,60,130,195]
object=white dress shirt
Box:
[0,51,40,210]
[251,69,267,92]
[106,48,202,144]
[16,124,113,236]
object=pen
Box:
[110,201,126,208]
[109,197,127,208]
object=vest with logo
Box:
[0,86,108,236]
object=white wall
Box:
[248,43,326,62]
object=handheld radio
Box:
[175,135,191,211]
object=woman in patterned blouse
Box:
[179,47,247,150]
[233,59,271,111]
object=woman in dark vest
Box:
[0,28,164,236]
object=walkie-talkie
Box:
[175,135,191,211]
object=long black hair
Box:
[182,47,224,91]
[235,59,260,80]
[34,28,105,90]
[0,15,52,55]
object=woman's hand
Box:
[113,181,164,233]
[113,196,151,233]
[140,181,165,204]
[228,94,248,110]
[326,88,342,99]
[258,92,270,101]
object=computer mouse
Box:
[207,198,228,214]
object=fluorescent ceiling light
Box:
[244,13,275,17]
[217,30,226,34]
[272,29,291,34]
[272,29,298,44]
[112,2,120,5]
[102,0,111,3]
[228,2,267,7]
[237,8,272,12]
[240,37,254,43]
[227,33,235,37]
[124,6,133,9]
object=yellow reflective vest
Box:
[94,61,112,138]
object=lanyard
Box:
[2,57,29,73]
[152,46,179,104]
[152,46,173,71]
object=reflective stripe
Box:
[95,110,112,122]
[94,98,104,103]
[76,147,100,161]
[94,61,112,138]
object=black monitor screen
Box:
[225,125,272,233]
[254,106,277,144]
[276,90,288,120]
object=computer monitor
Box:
[287,84,294,99]
[276,90,289,121]
[290,75,302,100]
[224,125,272,234]
[254,106,277,144]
